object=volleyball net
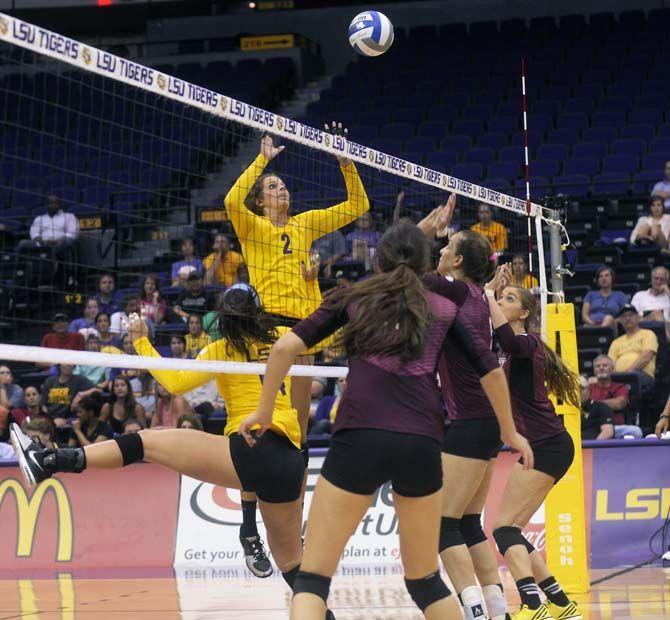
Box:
[0,12,555,376]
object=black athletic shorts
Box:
[229,431,304,503]
[443,418,502,461]
[321,428,443,497]
[521,430,575,483]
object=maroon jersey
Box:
[293,287,498,443]
[495,323,565,443]
[436,281,496,421]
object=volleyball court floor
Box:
[0,566,667,619]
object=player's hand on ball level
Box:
[325,121,351,167]
[260,132,285,161]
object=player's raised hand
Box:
[325,121,350,167]
[260,133,285,161]
[435,193,456,237]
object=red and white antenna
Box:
[521,58,533,275]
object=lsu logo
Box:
[156,74,166,90]
[276,117,284,131]
[595,488,670,521]
[81,47,92,65]
[219,96,228,112]
[0,478,73,562]
[368,150,375,162]
[0,17,8,35]
[407,163,413,175]
[324,133,331,147]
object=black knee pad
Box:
[114,432,144,466]
[460,513,487,547]
[492,525,526,556]
[282,565,300,590]
[522,535,536,554]
[292,571,331,603]
[405,571,452,611]
[301,444,309,469]
[439,516,464,552]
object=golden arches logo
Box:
[0,479,73,562]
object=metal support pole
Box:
[549,207,565,300]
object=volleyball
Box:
[348,11,394,57]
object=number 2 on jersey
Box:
[281,233,292,255]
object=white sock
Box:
[460,585,488,620]
[483,584,509,620]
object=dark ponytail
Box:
[328,219,431,362]
[513,286,581,409]
[243,173,274,215]
[454,230,497,284]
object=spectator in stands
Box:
[587,355,642,438]
[309,376,328,419]
[22,418,55,449]
[111,334,155,413]
[175,265,197,288]
[651,160,670,209]
[204,233,245,287]
[346,212,382,268]
[580,376,615,440]
[122,418,144,434]
[509,254,538,290]
[171,237,204,286]
[0,365,24,441]
[38,313,84,369]
[111,295,153,337]
[8,385,45,429]
[470,203,508,254]
[100,376,146,434]
[41,364,99,427]
[608,304,658,394]
[311,230,347,278]
[630,196,670,250]
[655,392,670,438]
[74,334,111,389]
[139,275,167,325]
[310,376,346,435]
[202,292,224,341]
[170,335,188,358]
[177,412,204,431]
[93,273,122,316]
[581,267,628,329]
[631,266,670,322]
[68,298,100,335]
[69,396,113,447]
[151,383,192,429]
[185,313,211,358]
[95,312,119,350]
[173,273,214,319]
[19,195,79,255]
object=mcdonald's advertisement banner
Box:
[0,443,668,576]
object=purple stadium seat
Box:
[533,99,561,116]
[560,14,587,35]
[635,94,667,109]
[564,98,594,115]
[593,173,630,195]
[384,83,407,98]
[632,171,660,193]
[564,157,600,176]
[556,113,588,132]
[405,137,436,154]
[527,113,554,135]
[553,174,590,196]
[477,133,507,150]
[642,153,667,172]
[538,144,569,161]
[437,136,470,155]
[620,125,655,141]
[348,125,377,143]
[417,122,449,142]
[497,102,522,116]
[532,159,561,178]
[649,137,670,153]
[373,138,403,155]
[392,108,420,124]
[579,83,605,100]
[487,117,518,134]
[602,155,639,174]
[572,142,608,160]
[426,150,460,171]
[547,128,579,145]
[488,162,520,179]
[451,163,484,182]
[12,190,43,210]
[592,110,627,127]
[453,119,484,136]
[499,145,525,164]
[610,139,646,158]
[630,108,664,125]
[427,104,459,122]
[582,127,618,144]
[656,124,670,138]
[599,96,631,111]
[358,110,387,126]
[463,104,493,122]
[464,148,495,166]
